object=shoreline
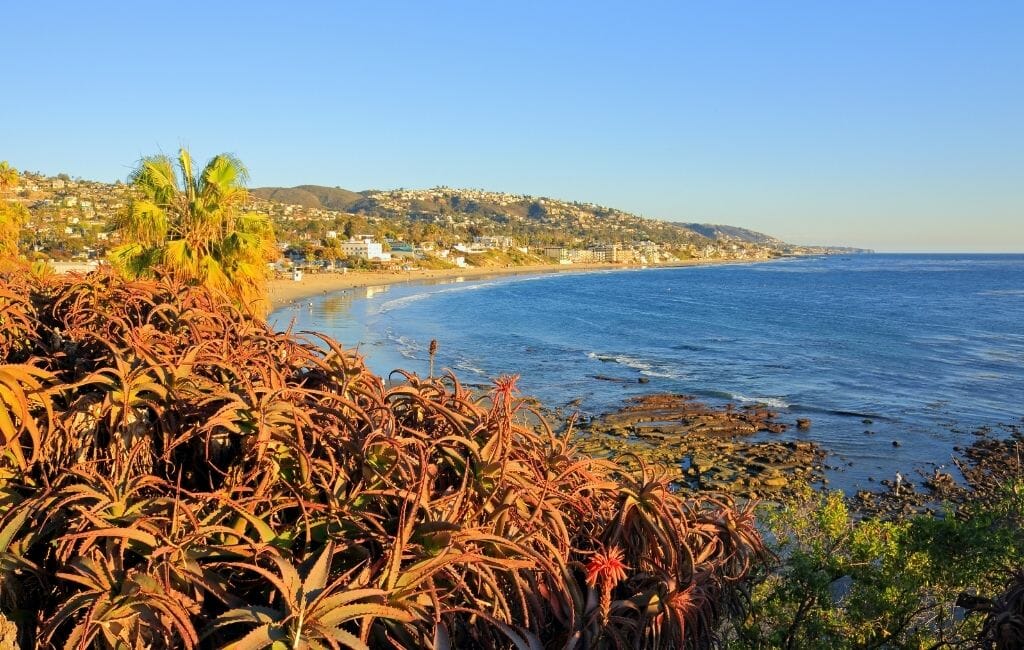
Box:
[265,253,1024,509]
[267,257,775,310]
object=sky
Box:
[2,1,1022,252]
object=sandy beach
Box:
[267,258,748,310]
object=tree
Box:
[109,149,277,316]
[527,201,547,220]
[0,161,19,197]
[0,162,28,265]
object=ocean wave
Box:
[374,293,432,314]
[373,279,520,314]
[587,352,652,372]
[453,359,487,376]
[979,289,1024,297]
[384,331,426,361]
[391,334,425,352]
[586,351,689,380]
[641,368,688,380]
[731,394,791,409]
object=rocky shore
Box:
[572,392,1023,518]
[853,422,1023,518]
[576,393,826,500]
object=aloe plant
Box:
[0,268,768,648]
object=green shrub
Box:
[730,483,1024,648]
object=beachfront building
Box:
[453,242,487,254]
[542,246,569,262]
[568,249,595,263]
[473,235,515,250]
[340,236,391,261]
[591,243,621,262]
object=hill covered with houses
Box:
[250,184,865,267]
[5,169,867,272]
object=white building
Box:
[473,235,514,250]
[340,237,391,261]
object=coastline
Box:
[268,257,769,309]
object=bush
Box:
[730,484,1024,648]
[0,269,765,648]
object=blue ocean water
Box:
[272,254,1024,490]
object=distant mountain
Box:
[679,223,783,245]
[250,185,366,211]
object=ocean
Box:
[271,254,1024,491]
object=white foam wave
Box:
[615,355,654,372]
[392,335,424,352]
[384,331,426,361]
[587,351,652,371]
[454,359,487,375]
[587,351,689,380]
[374,293,432,314]
[373,280,513,314]
[642,368,688,380]
[731,394,791,409]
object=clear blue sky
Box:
[3,1,1022,251]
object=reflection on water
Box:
[320,293,355,320]
[363,285,390,300]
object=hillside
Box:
[250,185,366,211]
[251,185,802,253]
[680,223,784,245]
[7,167,869,267]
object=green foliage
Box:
[0,162,18,197]
[0,161,28,265]
[109,149,277,316]
[0,201,29,261]
[731,483,1024,648]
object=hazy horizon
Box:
[3,2,1022,253]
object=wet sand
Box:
[268,259,750,309]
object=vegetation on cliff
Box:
[730,483,1024,648]
[0,269,765,648]
[0,162,30,268]
[0,154,1015,648]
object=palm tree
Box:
[0,161,19,197]
[0,162,26,262]
[109,149,277,316]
